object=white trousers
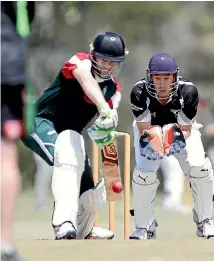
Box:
[161,155,184,208]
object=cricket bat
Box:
[101,140,123,201]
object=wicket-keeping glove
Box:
[162,123,186,156]
[139,126,164,160]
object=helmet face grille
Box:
[145,80,179,100]
[146,68,179,100]
[91,54,122,79]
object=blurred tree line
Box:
[19,1,214,189]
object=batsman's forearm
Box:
[81,77,107,106]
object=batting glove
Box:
[95,102,118,134]
[87,125,117,147]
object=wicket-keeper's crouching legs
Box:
[175,128,214,239]
[129,126,160,240]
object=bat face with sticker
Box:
[101,140,123,201]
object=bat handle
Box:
[115,131,129,137]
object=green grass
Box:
[14,191,214,261]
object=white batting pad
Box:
[76,178,106,239]
[52,130,86,227]
[189,157,214,222]
[132,168,159,229]
[54,130,85,172]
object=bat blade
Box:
[101,140,123,201]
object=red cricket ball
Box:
[112,181,123,193]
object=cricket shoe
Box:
[129,220,158,240]
[54,222,114,240]
[1,246,23,261]
[85,227,114,240]
[54,222,76,240]
[196,219,214,239]
[192,209,214,239]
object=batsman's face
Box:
[151,74,174,98]
[96,58,120,75]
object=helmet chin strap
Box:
[155,93,172,104]
[155,91,173,100]
[94,74,107,83]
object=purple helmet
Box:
[146,53,179,99]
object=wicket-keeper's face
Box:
[151,74,174,98]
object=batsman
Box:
[22,32,128,239]
[130,52,214,240]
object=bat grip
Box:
[115,131,129,137]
